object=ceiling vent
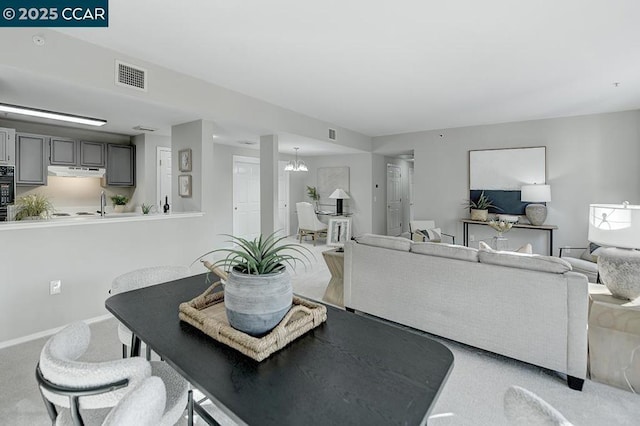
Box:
[115,60,148,92]
[133,125,157,132]
[328,128,337,141]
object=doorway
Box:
[386,164,402,236]
[233,156,261,242]
[157,147,171,210]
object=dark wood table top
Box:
[105,274,454,425]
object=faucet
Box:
[100,191,106,217]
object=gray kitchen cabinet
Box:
[80,141,105,167]
[16,133,48,185]
[106,144,135,186]
[49,137,77,166]
[0,127,16,165]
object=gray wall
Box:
[302,153,374,237]
[373,110,640,254]
[211,143,307,238]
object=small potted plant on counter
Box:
[196,232,312,336]
[306,186,320,211]
[110,194,129,213]
[14,194,54,221]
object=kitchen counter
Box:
[0,211,205,231]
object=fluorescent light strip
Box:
[0,103,107,127]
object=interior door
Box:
[233,156,261,241]
[157,147,172,209]
[277,161,290,237]
[409,167,415,222]
[387,164,402,236]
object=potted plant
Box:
[14,194,54,221]
[197,232,312,336]
[141,203,154,214]
[306,186,320,210]
[110,194,129,213]
[465,191,501,221]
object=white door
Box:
[277,161,290,237]
[157,147,172,210]
[387,164,402,236]
[409,167,415,221]
[233,156,261,242]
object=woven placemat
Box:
[178,283,327,361]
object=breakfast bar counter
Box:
[0,211,204,231]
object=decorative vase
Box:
[493,236,509,251]
[525,204,547,226]
[598,247,640,300]
[113,205,125,213]
[224,267,293,336]
[470,209,488,221]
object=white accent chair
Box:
[36,321,189,426]
[504,386,573,425]
[102,377,166,426]
[409,220,455,244]
[111,266,190,358]
[296,202,327,246]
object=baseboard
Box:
[0,313,114,350]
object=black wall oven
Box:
[0,166,15,221]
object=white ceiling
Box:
[53,0,640,137]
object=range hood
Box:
[48,166,106,178]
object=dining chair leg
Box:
[122,344,128,359]
[145,344,151,361]
[188,389,194,426]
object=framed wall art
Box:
[178,174,192,197]
[327,217,351,248]
[179,148,192,172]
[469,146,546,215]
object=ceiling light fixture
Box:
[284,147,308,172]
[0,102,107,127]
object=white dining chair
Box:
[111,266,190,358]
[296,202,327,246]
[102,376,166,426]
[36,321,189,426]
[503,385,573,425]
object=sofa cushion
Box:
[411,242,479,262]
[478,245,572,274]
[355,234,411,251]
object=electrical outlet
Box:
[50,280,61,295]
[469,234,475,242]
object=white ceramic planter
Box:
[224,267,293,336]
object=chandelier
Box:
[285,147,308,172]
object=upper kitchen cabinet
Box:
[80,141,105,167]
[106,144,135,186]
[16,133,48,186]
[49,137,77,166]
[0,127,16,165]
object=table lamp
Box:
[521,184,551,226]
[588,202,640,300]
[329,189,350,215]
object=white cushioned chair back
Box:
[296,202,326,231]
[504,386,572,425]
[111,266,190,295]
[409,220,436,233]
[39,322,152,409]
[102,377,166,426]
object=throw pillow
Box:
[478,241,532,254]
[417,228,442,243]
[580,243,603,263]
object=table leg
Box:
[130,334,141,358]
[463,222,469,247]
[550,229,554,257]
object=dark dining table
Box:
[105,273,454,425]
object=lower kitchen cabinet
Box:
[16,133,48,185]
[106,144,135,186]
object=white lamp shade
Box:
[521,184,551,202]
[588,203,640,249]
[329,189,350,199]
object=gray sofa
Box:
[343,234,589,390]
